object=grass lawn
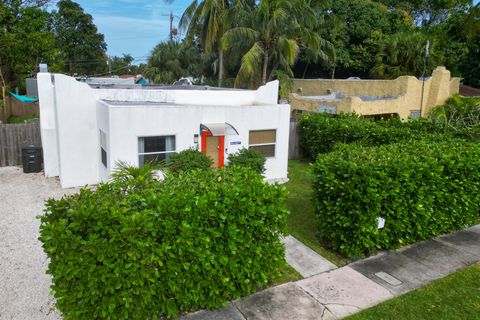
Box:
[285,160,349,266]
[7,115,38,123]
[348,264,480,320]
[273,262,302,284]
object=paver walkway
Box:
[180,225,480,320]
[281,236,337,277]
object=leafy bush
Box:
[298,113,415,158]
[298,112,471,159]
[313,139,480,257]
[167,148,212,173]
[227,148,266,174]
[39,166,288,319]
[430,94,480,130]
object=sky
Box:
[55,0,480,64]
[71,0,192,64]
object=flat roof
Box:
[99,99,281,108]
[89,83,246,91]
[101,100,169,106]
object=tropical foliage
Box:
[0,0,108,90]
[313,139,480,257]
[167,148,213,173]
[144,41,203,84]
[39,165,289,318]
[227,148,266,174]
[179,0,235,86]
[371,31,442,78]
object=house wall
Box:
[97,101,110,182]
[52,74,99,188]
[290,67,460,119]
[37,72,286,188]
[37,73,59,177]
[104,103,290,182]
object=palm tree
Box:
[461,3,479,41]
[222,0,333,87]
[144,41,202,84]
[370,31,442,79]
[180,0,232,87]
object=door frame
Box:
[201,131,225,167]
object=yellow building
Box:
[289,67,460,120]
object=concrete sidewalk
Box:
[180,225,480,320]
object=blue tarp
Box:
[9,91,38,103]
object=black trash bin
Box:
[22,145,43,173]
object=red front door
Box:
[201,131,225,168]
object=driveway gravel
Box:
[0,167,78,320]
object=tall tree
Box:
[371,31,442,79]
[317,0,413,79]
[109,54,136,75]
[52,0,107,75]
[222,0,333,87]
[144,41,203,84]
[461,3,480,39]
[377,0,472,27]
[180,0,233,86]
[0,2,58,87]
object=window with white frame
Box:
[249,129,276,157]
[100,130,107,168]
[138,136,176,166]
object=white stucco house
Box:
[37,73,290,188]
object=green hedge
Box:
[297,113,465,159]
[167,148,213,173]
[39,166,288,319]
[227,148,266,174]
[313,139,480,257]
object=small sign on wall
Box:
[230,141,241,145]
[317,105,337,114]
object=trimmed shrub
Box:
[297,113,469,159]
[298,113,414,158]
[313,139,480,257]
[167,148,212,173]
[39,166,288,319]
[227,148,266,174]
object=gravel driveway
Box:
[0,167,78,320]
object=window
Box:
[100,130,107,168]
[138,136,175,166]
[249,129,276,157]
[410,111,421,119]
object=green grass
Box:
[285,160,349,266]
[7,115,38,123]
[348,264,480,320]
[273,262,302,285]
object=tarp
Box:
[8,91,38,103]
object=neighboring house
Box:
[37,73,290,188]
[290,66,460,120]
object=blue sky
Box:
[72,0,192,63]
[58,0,480,64]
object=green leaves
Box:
[167,148,213,174]
[227,148,266,174]
[312,139,480,257]
[38,166,288,319]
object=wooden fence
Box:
[0,119,41,167]
[288,119,301,160]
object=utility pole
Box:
[169,12,173,41]
[419,40,430,117]
[162,12,178,41]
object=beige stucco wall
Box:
[290,67,460,120]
